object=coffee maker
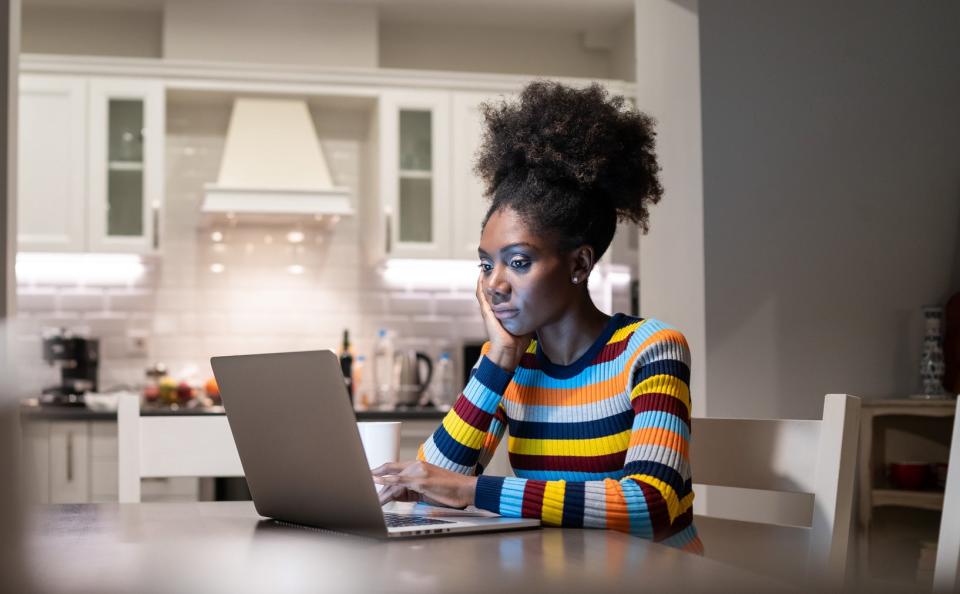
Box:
[41,329,99,407]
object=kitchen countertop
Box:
[19,402,447,422]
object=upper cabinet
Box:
[17,75,87,252]
[378,90,452,259]
[17,74,164,254]
[376,89,510,262]
[86,78,165,253]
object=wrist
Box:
[486,347,517,372]
[462,476,478,507]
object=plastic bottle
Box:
[371,328,396,409]
[433,352,457,411]
[352,355,370,411]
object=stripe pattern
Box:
[418,314,702,553]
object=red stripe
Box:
[632,392,691,426]
[452,394,495,432]
[593,333,633,364]
[520,480,546,518]
[660,506,694,541]
[509,451,626,473]
[635,480,672,540]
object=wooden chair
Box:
[117,395,244,503]
[690,393,861,588]
[934,398,960,593]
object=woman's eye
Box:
[510,260,530,270]
[478,262,492,273]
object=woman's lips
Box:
[493,308,519,320]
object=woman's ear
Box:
[569,245,596,286]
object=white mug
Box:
[356,421,401,471]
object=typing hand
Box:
[372,460,478,508]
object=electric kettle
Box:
[392,350,433,406]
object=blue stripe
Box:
[508,409,634,439]
[432,424,481,467]
[561,481,585,528]
[623,460,689,499]
[631,411,690,441]
[631,358,690,388]
[474,475,504,513]
[620,478,653,538]
[474,356,514,393]
[499,477,528,518]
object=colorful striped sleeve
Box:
[417,343,510,476]
[473,330,703,553]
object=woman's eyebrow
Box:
[478,242,537,257]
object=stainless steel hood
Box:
[202,98,353,222]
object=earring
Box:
[572,276,578,284]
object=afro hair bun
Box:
[475,81,663,245]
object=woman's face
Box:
[478,207,575,336]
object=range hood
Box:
[202,98,353,223]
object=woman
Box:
[372,81,701,553]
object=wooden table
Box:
[26,502,792,593]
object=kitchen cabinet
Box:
[375,90,512,262]
[17,74,164,254]
[20,418,194,504]
[378,90,452,259]
[17,75,87,252]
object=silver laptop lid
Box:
[212,350,387,538]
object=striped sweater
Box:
[418,313,702,553]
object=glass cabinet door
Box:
[398,109,433,244]
[87,79,164,254]
[106,99,145,237]
[379,91,450,259]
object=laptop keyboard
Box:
[383,512,455,528]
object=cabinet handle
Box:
[66,432,74,482]
[385,212,392,254]
[152,203,160,250]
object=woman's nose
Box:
[485,266,510,299]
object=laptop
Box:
[211,350,540,538]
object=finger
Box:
[371,461,411,476]
[379,484,404,506]
[372,474,401,485]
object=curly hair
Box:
[474,80,663,261]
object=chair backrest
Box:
[117,395,244,503]
[690,393,861,583]
[934,398,960,594]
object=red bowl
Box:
[888,462,930,490]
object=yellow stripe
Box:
[508,430,631,457]
[442,412,487,449]
[609,320,644,344]
[630,374,691,411]
[632,474,682,522]
[541,480,565,526]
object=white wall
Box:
[162,1,378,67]
[634,0,706,416]
[700,0,960,419]
[380,20,623,79]
[21,4,161,58]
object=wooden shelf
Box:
[872,488,944,511]
[108,160,143,171]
